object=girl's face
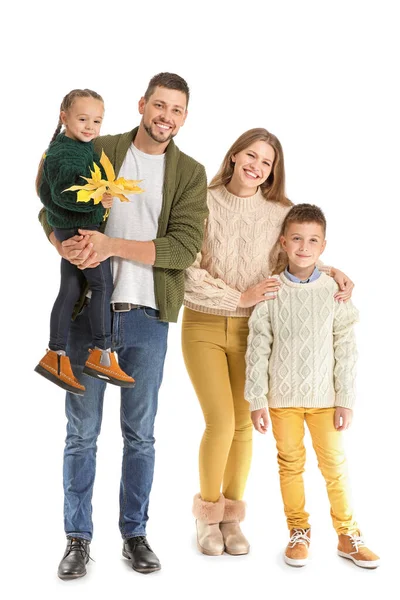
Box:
[61,97,104,143]
[230,140,275,194]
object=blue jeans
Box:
[63,304,169,541]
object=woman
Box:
[182,128,353,557]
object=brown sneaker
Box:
[284,528,310,567]
[83,349,135,388]
[35,350,85,395]
[338,531,380,568]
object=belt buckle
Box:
[112,302,131,312]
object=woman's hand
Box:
[334,407,353,431]
[101,192,113,209]
[238,277,281,308]
[332,268,354,302]
[251,408,269,434]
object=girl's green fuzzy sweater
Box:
[39,133,106,228]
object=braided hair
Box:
[35,88,104,195]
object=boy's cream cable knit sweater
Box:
[245,273,359,411]
[184,186,292,317]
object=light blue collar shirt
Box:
[284,266,321,284]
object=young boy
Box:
[244,204,379,568]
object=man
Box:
[39,73,208,578]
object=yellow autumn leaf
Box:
[90,162,102,182]
[100,151,115,182]
[76,189,94,203]
[63,151,144,206]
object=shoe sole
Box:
[58,570,87,580]
[122,549,161,574]
[284,555,308,567]
[337,550,380,568]
[83,366,136,388]
[35,365,85,396]
[225,546,250,556]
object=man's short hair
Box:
[144,72,190,106]
[282,203,327,236]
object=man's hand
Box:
[77,229,112,268]
[50,231,98,266]
[332,268,354,303]
[334,406,353,431]
[251,408,269,434]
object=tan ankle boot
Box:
[192,494,225,556]
[35,350,85,395]
[220,498,249,555]
[338,531,380,568]
[83,349,135,387]
[284,528,311,567]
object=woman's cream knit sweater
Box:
[183,185,292,317]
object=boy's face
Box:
[280,221,326,270]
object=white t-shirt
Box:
[105,144,165,309]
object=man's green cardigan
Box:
[39,127,208,323]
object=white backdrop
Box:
[2,1,399,599]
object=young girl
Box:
[182,129,354,557]
[35,89,135,395]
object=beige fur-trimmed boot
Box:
[192,494,225,556]
[220,498,250,555]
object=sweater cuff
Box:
[221,287,242,311]
[335,394,355,409]
[318,263,332,277]
[249,397,268,411]
[153,237,171,268]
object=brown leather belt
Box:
[111,302,144,312]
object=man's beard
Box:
[143,121,175,144]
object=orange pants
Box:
[270,407,358,534]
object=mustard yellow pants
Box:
[269,407,358,534]
[182,308,252,502]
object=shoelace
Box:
[346,532,365,554]
[65,538,94,562]
[288,529,310,547]
[130,536,151,550]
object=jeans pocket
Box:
[143,307,160,320]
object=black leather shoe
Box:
[58,537,91,580]
[122,536,161,574]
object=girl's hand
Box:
[251,408,269,434]
[238,277,281,308]
[334,407,353,431]
[332,268,354,302]
[101,192,113,208]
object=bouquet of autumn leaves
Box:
[64,151,143,217]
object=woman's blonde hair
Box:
[209,128,292,207]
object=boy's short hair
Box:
[144,72,190,106]
[282,204,327,236]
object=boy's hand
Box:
[251,408,269,434]
[332,268,354,302]
[334,407,353,431]
[101,192,113,208]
